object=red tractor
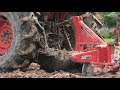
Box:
[0,12,86,72]
[0,12,119,76]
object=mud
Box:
[0,63,120,78]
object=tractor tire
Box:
[0,12,36,72]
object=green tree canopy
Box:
[102,12,117,28]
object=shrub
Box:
[103,12,117,28]
[100,31,114,39]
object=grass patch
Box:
[104,38,115,43]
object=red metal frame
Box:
[73,16,107,51]
[70,16,117,73]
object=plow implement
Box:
[37,16,120,76]
[0,12,119,77]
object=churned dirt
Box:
[0,63,120,78]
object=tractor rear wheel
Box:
[0,12,36,72]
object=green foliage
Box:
[102,12,117,28]
[104,39,115,43]
[100,31,114,39]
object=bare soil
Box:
[0,63,120,78]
